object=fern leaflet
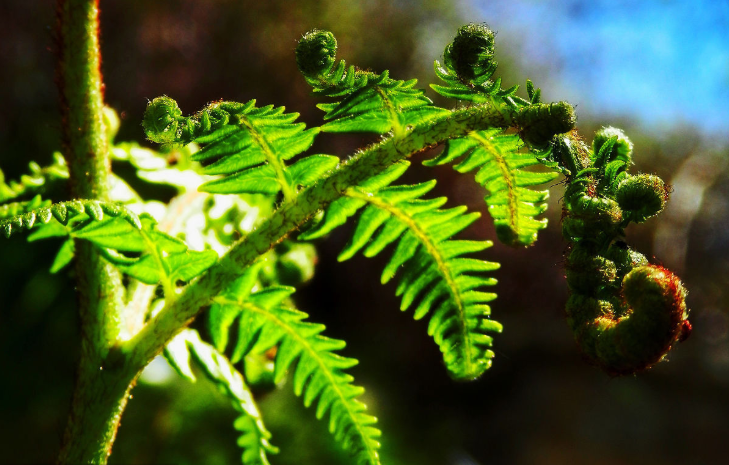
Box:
[296,30,450,135]
[143,97,334,200]
[1,199,140,238]
[423,129,559,247]
[0,153,69,203]
[300,161,502,380]
[165,328,278,465]
[208,264,382,465]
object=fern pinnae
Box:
[0,199,141,238]
[209,274,382,465]
[301,161,502,380]
[424,128,559,247]
[165,329,278,465]
[143,97,332,200]
[296,30,450,136]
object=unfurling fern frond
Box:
[165,329,278,465]
[296,29,450,135]
[431,24,521,106]
[423,129,559,247]
[0,199,140,238]
[143,97,335,201]
[300,161,502,380]
[560,127,690,375]
[208,264,381,465]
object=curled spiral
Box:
[446,23,496,83]
[295,29,338,79]
[561,128,690,375]
[143,97,236,145]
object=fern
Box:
[1,199,140,238]
[424,25,576,246]
[300,161,502,380]
[208,264,382,465]
[423,129,558,246]
[143,97,336,200]
[296,29,450,135]
[165,328,278,465]
[0,153,69,203]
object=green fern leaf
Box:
[0,199,140,238]
[424,129,559,247]
[209,270,382,465]
[107,216,218,291]
[296,30,449,135]
[164,329,278,465]
[0,153,69,203]
[143,98,327,201]
[429,24,526,108]
[301,161,502,380]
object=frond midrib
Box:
[236,114,296,202]
[468,131,519,233]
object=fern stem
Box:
[55,0,126,463]
[122,103,508,372]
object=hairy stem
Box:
[122,103,507,371]
[55,0,126,463]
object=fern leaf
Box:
[104,215,218,292]
[301,161,502,380]
[296,30,449,135]
[209,271,382,465]
[143,98,328,201]
[424,129,559,247]
[428,24,527,110]
[0,199,140,238]
[164,329,278,465]
[0,153,69,203]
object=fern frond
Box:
[90,215,218,296]
[430,24,523,107]
[143,97,332,201]
[0,153,69,203]
[165,329,278,465]
[423,129,559,247]
[1,199,140,238]
[301,161,502,380]
[209,267,382,465]
[296,30,450,135]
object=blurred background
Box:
[1,0,728,464]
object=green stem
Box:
[55,0,126,463]
[122,103,507,370]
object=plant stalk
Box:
[55,0,127,463]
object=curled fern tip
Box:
[296,29,338,78]
[143,96,182,144]
[449,23,496,83]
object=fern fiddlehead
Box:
[558,127,690,375]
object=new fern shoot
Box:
[2,16,691,465]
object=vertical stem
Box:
[55,0,128,463]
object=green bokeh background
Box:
[1,1,728,464]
